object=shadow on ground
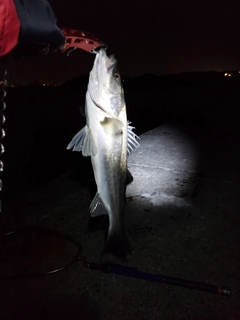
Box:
[1,295,100,320]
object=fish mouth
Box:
[89,49,119,117]
[98,48,117,72]
[106,55,117,72]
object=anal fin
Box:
[89,192,107,217]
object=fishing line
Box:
[66,47,77,57]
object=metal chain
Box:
[0,69,7,216]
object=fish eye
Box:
[114,73,120,80]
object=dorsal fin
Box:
[127,122,140,154]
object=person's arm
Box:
[0,0,20,56]
[0,0,65,57]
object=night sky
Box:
[2,0,240,84]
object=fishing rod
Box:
[0,226,231,297]
[86,261,231,297]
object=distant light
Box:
[224,73,228,76]
[43,83,46,86]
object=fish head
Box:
[88,48,125,118]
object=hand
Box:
[12,0,65,57]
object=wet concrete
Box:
[1,122,240,320]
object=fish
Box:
[67,48,140,260]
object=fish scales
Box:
[67,49,140,260]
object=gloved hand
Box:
[12,0,65,57]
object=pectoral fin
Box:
[100,117,123,136]
[67,126,97,156]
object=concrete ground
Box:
[1,122,240,320]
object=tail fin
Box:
[103,230,132,262]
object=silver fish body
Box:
[67,49,139,259]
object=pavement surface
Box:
[1,122,240,320]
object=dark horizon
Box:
[1,0,240,84]
[2,67,240,86]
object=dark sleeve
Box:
[0,0,20,56]
[13,0,65,50]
